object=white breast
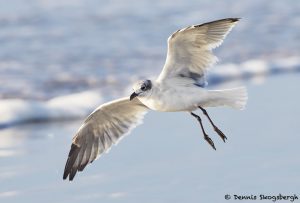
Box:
[138,82,208,112]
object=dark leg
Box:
[198,106,227,142]
[190,112,216,150]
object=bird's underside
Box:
[63,18,247,181]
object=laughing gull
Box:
[63,18,247,181]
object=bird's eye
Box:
[141,85,146,91]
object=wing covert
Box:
[157,18,239,84]
[63,97,148,181]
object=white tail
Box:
[206,87,248,110]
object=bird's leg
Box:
[198,106,227,142]
[190,112,216,150]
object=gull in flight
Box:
[63,18,247,181]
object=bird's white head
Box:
[130,79,152,101]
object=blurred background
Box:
[0,0,299,202]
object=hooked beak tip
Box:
[130,92,138,101]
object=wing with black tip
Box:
[63,97,148,181]
[157,18,239,85]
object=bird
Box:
[63,18,248,181]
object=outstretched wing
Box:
[157,18,239,85]
[63,97,148,181]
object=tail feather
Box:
[206,87,248,110]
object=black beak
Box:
[130,92,138,101]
